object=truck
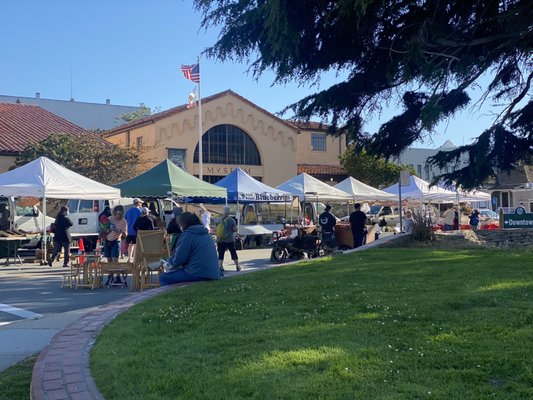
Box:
[0,196,55,233]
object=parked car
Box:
[479,209,499,221]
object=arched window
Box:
[193,124,261,165]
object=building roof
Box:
[105,90,299,137]
[0,93,140,130]
[0,103,92,154]
[297,163,347,177]
[288,120,329,131]
[491,165,533,190]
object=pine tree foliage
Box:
[195,0,532,188]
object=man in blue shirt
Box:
[125,198,142,262]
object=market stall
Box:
[0,156,121,263]
[214,168,291,242]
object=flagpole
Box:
[197,56,203,180]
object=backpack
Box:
[216,221,226,240]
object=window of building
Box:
[424,165,430,180]
[417,164,422,177]
[136,136,143,149]
[501,192,509,207]
[193,124,261,165]
[125,131,130,148]
[311,133,327,151]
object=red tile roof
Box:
[297,163,346,176]
[104,90,299,137]
[0,103,91,154]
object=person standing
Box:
[243,204,261,247]
[167,207,183,251]
[159,212,221,285]
[442,205,456,231]
[104,206,127,262]
[217,206,240,272]
[469,209,480,231]
[349,203,367,248]
[125,198,142,262]
[49,206,73,267]
[199,204,211,232]
[404,210,414,233]
[134,207,155,232]
[0,203,10,231]
[319,204,337,249]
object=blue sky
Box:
[1,0,499,149]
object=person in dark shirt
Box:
[349,203,367,248]
[49,206,73,267]
[133,207,154,232]
[319,204,337,248]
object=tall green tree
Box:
[13,133,141,185]
[341,147,415,188]
[195,0,532,188]
[117,103,160,123]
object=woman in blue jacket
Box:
[159,212,221,285]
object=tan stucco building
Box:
[105,90,347,186]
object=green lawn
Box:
[0,355,37,400]
[91,249,533,400]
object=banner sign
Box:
[237,192,291,202]
[502,207,533,229]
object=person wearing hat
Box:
[133,207,155,232]
[125,198,142,262]
[319,204,337,249]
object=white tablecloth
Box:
[238,224,284,236]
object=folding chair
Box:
[133,230,170,292]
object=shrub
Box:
[410,210,436,242]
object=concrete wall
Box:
[471,229,533,248]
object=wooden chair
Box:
[100,261,134,289]
[75,254,102,290]
[61,262,81,289]
[132,230,170,292]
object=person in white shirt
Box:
[199,204,211,232]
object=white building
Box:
[395,140,466,181]
[0,93,140,131]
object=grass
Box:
[91,248,533,400]
[0,354,37,400]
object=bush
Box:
[410,210,436,242]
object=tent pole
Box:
[43,196,47,264]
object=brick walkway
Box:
[30,284,183,400]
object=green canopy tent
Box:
[114,159,227,201]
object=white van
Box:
[0,196,55,233]
[67,197,179,236]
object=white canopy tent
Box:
[0,156,122,261]
[334,177,398,201]
[276,173,353,202]
[383,175,457,202]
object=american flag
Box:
[180,64,200,83]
